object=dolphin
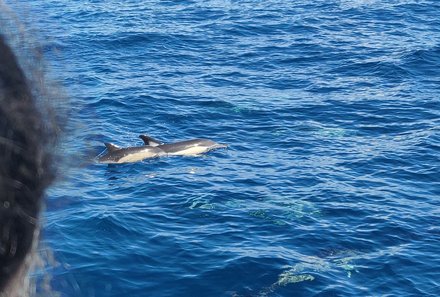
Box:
[139,134,228,156]
[97,142,164,164]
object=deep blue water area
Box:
[3,0,440,296]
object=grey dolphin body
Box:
[97,143,164,164]
[97,136,227,164]
[139,135,227,156]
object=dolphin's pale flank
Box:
[97,142,164,164]
[139,134,228,156]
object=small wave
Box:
[401,46,440,78]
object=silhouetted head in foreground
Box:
[0,35,54,296]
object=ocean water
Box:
[3,0,440,296]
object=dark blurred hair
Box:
[0,34,54,293]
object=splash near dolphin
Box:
[97,135,227,164]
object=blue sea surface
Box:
[4,0,440,296]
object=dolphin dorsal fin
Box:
[139,135,163,147]
[104,142,120,152]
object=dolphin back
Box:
[158,139,227,155]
